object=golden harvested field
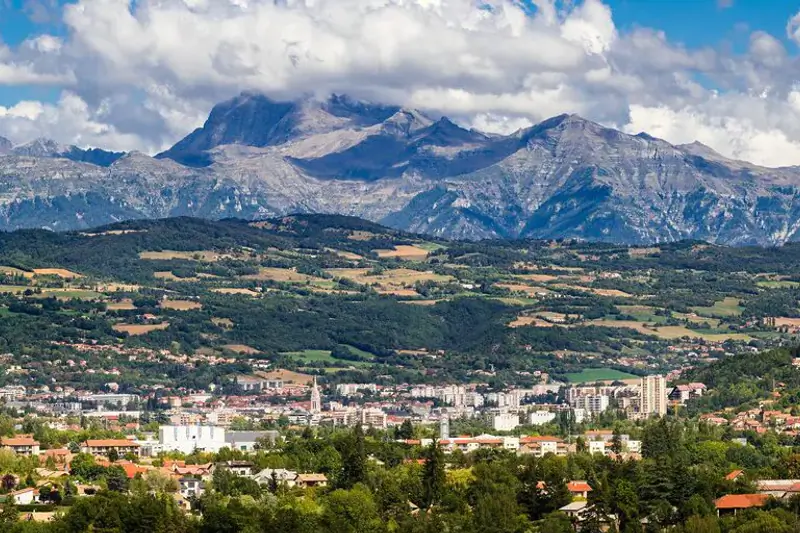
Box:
[347,231,379,241]
[139,250,231,262]
[211,288,260,296]
[113,323,170,335]
[0,266,33,278]
[377,288,420,297]
[552,284,632,298]
[374,245,430,260]
[326,268,452,289]
[538,311,569,321]
[160,300,202,311]
[33,268,81,279]
[154,271,199,282]
[107,299,136,310]
[99,283,142,292]
[629,247,661,257]
[399,300,439,306]
[496,283,549,296]
[592,288,633,298]
[223,344,261,354]
[255,369,314,386]
[243,267,324,283]
[212,318,234,328]
[589,320,751,341]
[325,248,363,260]
[509,316,556,328]
[514,273,558,283]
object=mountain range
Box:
[2,92,800,245]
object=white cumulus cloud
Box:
[0,0,798,167]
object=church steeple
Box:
[310,376,321,414]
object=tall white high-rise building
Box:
[639,375,667,417]
[575,394,610,414]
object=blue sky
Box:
[607,0,799,50]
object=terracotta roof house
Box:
[80,439,141,458]
[567,481,593,499]
[295,473,328,488]
[1,436,40,456]
[715,494,769,516]
[725,470,744,481]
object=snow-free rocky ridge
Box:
[2,92,800,245]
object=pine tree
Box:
[339,425,367,489]
[422,440,446,509]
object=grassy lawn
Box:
[343,345,377,360]
[417,242,447,252]
[492,297,539,306]
[0,285,31,294]
[691,297,743,318]
[566,368,638,383]
[757,280,800,289]
[281,349,375,367]
[41,289,104,300]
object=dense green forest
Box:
[0,215,797,389]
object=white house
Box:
[178,478,205,499]
[9,487,37,505]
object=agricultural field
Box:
[691,297,743,317]
[565,368,639,383]
[0,214,795,389]
[374,245,430,260]
[281,348,376,368]
[107,299,136,310]
[33,268,81,279]
[243,268,324,283]
[160,300,202,311]
[589,319,752,341]
[112,323,170,336]
[139,250,232,261]
[223,344,261,355]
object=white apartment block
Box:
[574,394,610,414]
[639,375,668,417]
[528,411,557,426]
[492,412,520,432]
[155,425,227,454]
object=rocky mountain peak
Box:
[12,137,68,157]
[0,136,12,155]
[3,91,798,246]
[380,109,435,137]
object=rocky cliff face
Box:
[2,92,800,245]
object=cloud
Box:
[0,0,798,167]
[0,92,154,151]
[718,0,734,9]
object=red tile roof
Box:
[1,437,39,446]
[520,436,563,444]
[567,481,593,493]
[715,494,769,510]
[120,463,149,479]
[83,439,140,448]
[725,469,744,481]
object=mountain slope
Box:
[2,92,800,245]
[7,138,124,167]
